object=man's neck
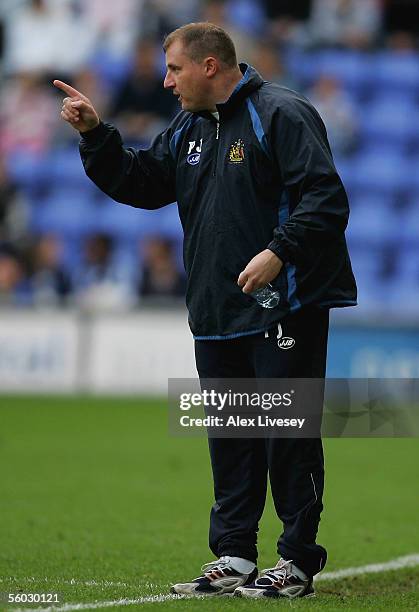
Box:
[208,66,245,112]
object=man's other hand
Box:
[53,80,100,133]
[238,249,283,294]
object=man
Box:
[55,22,357,599]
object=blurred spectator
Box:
[252,43,300,90]
[0,243,30,306]
[0,156,28,242]
[262,0,312,21]
[384,0,419,40]
[261,0,311,48]
[0,2,31,73]
[28,235,72,308]
[110,39,177,142]
[386,31,417,52]
[82,0,145,59]
[75,233,135,311]
[141,0,201,38]
[139,237,186,301]
[308,75,359,155]
[201,0,258,64]
[3,0,93,78]
[0,72,59,155]
[308,0,382,50]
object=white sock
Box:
[227,556,256,574]
[290,562,308,581]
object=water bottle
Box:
[250,283,280,309]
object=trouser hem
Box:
[279,544,327,578]
[217,549,258,565]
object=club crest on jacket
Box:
[228,139,245,163]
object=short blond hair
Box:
[163,22,237,68]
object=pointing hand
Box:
[53,79,100,133]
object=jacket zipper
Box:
[212,120,220,178]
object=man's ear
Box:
[204,56,217,78]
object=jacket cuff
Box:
[267,240,288,265]
[79,121,107,141]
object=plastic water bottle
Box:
[250,283,280,309]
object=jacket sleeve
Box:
[267,98,349,266]
[79,121,176,209]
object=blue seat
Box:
[57,236,86,274]
[348,193,393,211]
[94,198,146,238]
[348,245,388,313]
[284,49,318,86]
[48,148,92,188]
[31,190,96,236]
[226,0,266,35]
[399,206,419,245]
[6,150,49,194]
[385,246,419,314]
[88,51,132,89]
[360,98,419,149]
[371,52,419,95]
[350,151,410,197]
[93,197,181,240]
[406,156,419,193]
[396,245,419,278]
[318,50,371,93]
[347,200,402,245]
[287,50,371,94]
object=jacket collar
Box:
[196,63,264,120]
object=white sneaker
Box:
[171,556,258,596]
[234,558,314,599]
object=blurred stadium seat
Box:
[347,200,402,245]
[359,97,419,151]
[350,151,411,198]
[286,49,371,96]
[31,189,97,236]
[95,198,182,240]
[372,52,419,96]
[49,148,93,189]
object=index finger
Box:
[237,271,247,287]
[53,79,85,100]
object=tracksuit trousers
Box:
[194,306,330,578]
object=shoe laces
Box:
[261,559,294,586]
[201,556,231,575]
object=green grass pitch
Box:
[0,396,418,611]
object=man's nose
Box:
[164,72,174,89]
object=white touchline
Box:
[8,553,419,612]
[0,577,164,590]
[315,553,419,581]
[0,578,133,589]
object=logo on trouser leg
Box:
[277,322,295,350]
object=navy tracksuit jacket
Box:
[79,63,356,339]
